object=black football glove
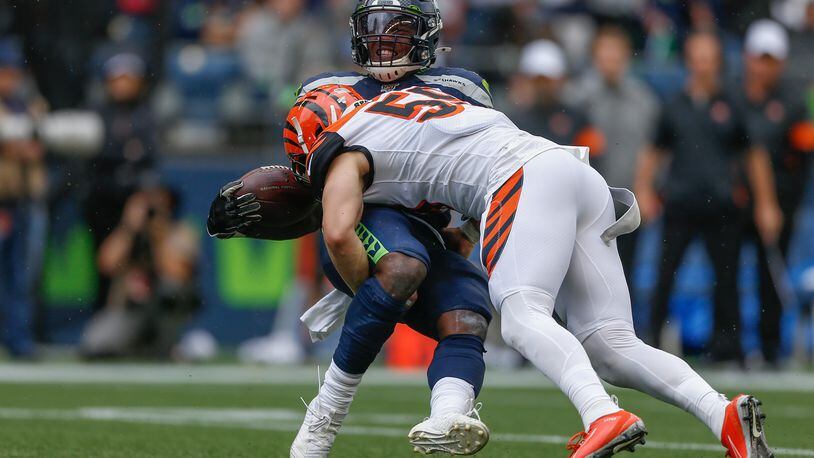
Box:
[206,180,262,239]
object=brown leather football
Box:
[235,165,321,240]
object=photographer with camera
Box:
[85,52,158,311]
[80,185,201,359]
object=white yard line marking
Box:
[1,364,814,392]
[0,407,811,457]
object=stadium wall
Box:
[39,156,814,354]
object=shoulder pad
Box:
[416,67,493,108]
[299,72,367,96]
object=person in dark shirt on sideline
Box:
[568,26,660,292]
[634,30,782,365]
[508,39,605,155]
[738,19,814,367]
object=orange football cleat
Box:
[721,394,773,458]
[567,410,647,458]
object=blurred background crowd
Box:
[1,0,814,371]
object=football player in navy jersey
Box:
[289,2,496,455]
[208,1,496,456]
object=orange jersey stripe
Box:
[483,191,520,269]
[481,168,524,276]
[483,171,522,243]
[484,171,523,228]
[491,170,523,207]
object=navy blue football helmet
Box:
[350,0,443,82]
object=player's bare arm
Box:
[321,151,371,293]
[633,145,666,223]
[745,145,783,244]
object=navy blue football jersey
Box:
[297,67,491,231]
[298,67,493,108]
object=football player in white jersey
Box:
[289,85,773,458]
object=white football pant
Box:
[481,149,727,436]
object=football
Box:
[235,165,321,240]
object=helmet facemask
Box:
[287,115,316,180]
[351,4,442,83]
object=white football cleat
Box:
[290,397,345,458]
[408,403,490,455]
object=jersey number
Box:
[366,87,465,123]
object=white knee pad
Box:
[499,290,556,350]
[584,325,640,352]
[581,324,727,437]
[582,325,640,386]
[583,324,709,399]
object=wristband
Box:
[459,219,480,244]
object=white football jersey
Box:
[307,86,588,219]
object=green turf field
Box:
[0,365,812,457]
